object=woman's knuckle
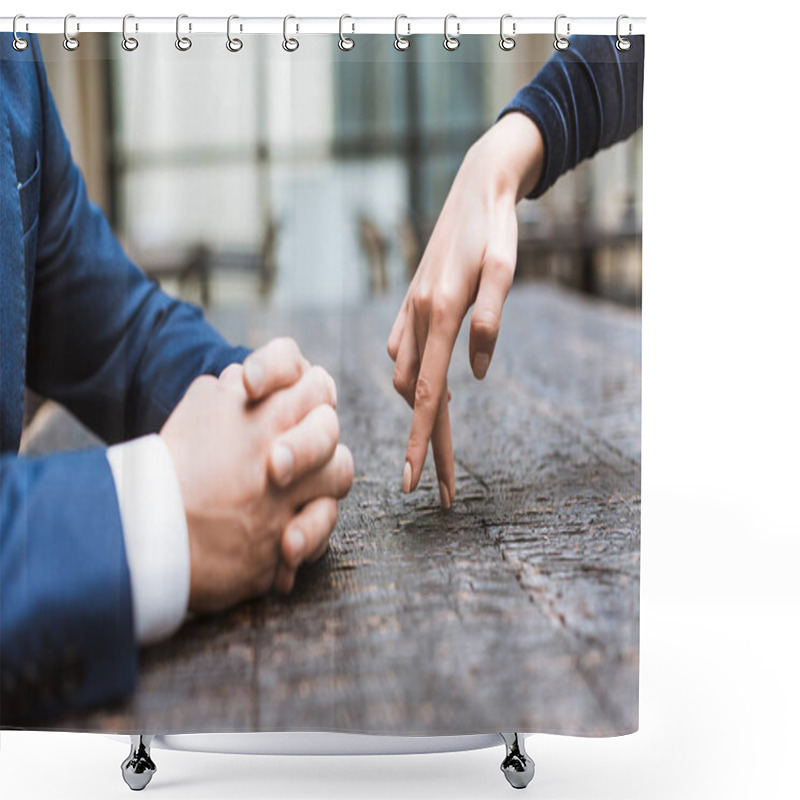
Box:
[412,288,432,315]
[472,309,500,339]
[407,429,424,452]
[414,376,435,408]
[393,367,412,396]
[430,294,453,324]
[486,253,515,284]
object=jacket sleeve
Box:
[498,35,645,199]
[1,36,249,727]
[0,448,136,726]
[24,35,249,443]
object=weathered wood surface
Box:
[34,282,640,735]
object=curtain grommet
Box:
[63,13,80,52]
[12,15,29,51]
[175,14,192,51]
[122,14,139,52]
[554,14,570,51]
[616,15,632,51]
[338,14,355,51]
[443,14,460,51]
[499,14,516,51]
[282,15,299,52]
[226,15,243,52]
[394,14,410,51]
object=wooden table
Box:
[50,282,640,736]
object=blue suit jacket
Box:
[0,35,248,726]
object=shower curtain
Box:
[1,24,643,740]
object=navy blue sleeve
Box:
[24,35,250,443]
[1,449,137,726]
[498,35,644,199]
[0,35,250,727]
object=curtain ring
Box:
[226,14,243,52]
[122,14,139,51]
[553,14,570,51]
[499,14,516,51]
[63,14,80,51]
[282,15,299,52]
[12,15,29,51]
[338,14,355,51]
[616,14,632,51]
[175,14,192,51]
[394,15,410,51]
[443,14,460,51]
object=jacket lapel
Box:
[0,58,27,453]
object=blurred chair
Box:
[135,243,212,306]
[396,214,422,283]
[357,214,389,295]
[258,217,280,298]
[134,214,280,306]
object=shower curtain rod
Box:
[0,15,646,37]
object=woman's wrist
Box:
[467,112,545,203]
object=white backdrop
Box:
[2,1,798,799]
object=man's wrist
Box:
[107,434,191,646]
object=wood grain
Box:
[45,282,640,735]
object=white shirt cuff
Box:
[107,434,190,646]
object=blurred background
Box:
[38,33,642,311]
[21,31,642,447]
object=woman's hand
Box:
[387,112,544,507]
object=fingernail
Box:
[272,444,294,486]
[244,358,265,391]
[287,528,305,563]
[438,480,451,511]
[473,352,490,380]
[402,461,412,493]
